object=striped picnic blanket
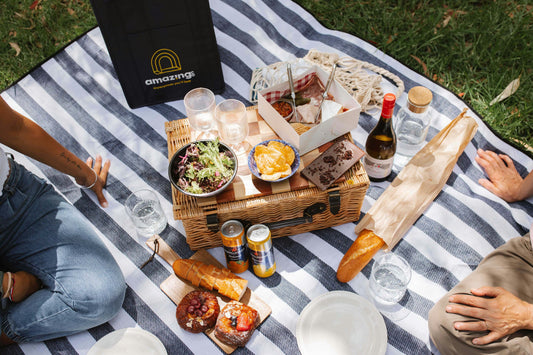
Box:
[2,0,532,354]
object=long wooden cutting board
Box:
[146,235,271,354]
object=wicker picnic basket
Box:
[166,108,369,250]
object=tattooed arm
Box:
[0,96,110,207]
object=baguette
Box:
[173,259,248,301]
[336,229,385,283]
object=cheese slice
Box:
[295,103,319,124]
[321,100,343,122]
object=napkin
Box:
[355,109,478,250]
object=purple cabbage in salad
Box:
[171,139,235,194]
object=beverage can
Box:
[246,224,276,278]
[221,220,248,273]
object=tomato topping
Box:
[236,313,251,331]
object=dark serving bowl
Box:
[248,139,300,183]
[168,139,238,198]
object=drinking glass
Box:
[184,87,217,140]
[215,99,250,155]
[125,189,167,238]
[369,252,411,304]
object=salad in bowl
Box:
[169,139,237,197]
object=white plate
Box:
[296,291,387,355]
[87,328,167,355]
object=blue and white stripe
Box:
[2,0,532,354]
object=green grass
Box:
[0,0,97,88]
[1,0,531,152]
[294,0,532,152]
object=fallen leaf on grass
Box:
[490,77,520,105]
[442,15,452,27]
[30,0,41,10]
[9,42,21,56]
[436,9,467,30]
[411,55,428,76]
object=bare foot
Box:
[475,149,524,202]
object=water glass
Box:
[215,99,250,155]
[125,189,167,238]
[184,87,217,140]
[369,253,411,304]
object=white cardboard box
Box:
[258,65,361,155]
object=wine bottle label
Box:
[364,155,394,178]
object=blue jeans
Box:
[0,158,126,343]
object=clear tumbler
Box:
[215,99,250,155]
[369,253,412,304]
[184,87,217,140]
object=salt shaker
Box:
[394,86,433,169]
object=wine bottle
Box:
[364,93,397,181]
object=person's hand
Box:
[86,155,111,208]
[475,149,524,202]
[446,287,533,345]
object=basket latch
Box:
[328,190,341,215]
[206,213,219,232]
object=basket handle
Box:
[264,203,327,230]
[209,203,327,234]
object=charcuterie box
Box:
[165,106,369,250]
[258,64,361,155]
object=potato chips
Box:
[253,141,295,181]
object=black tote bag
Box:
[90,0,225,108]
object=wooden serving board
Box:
[146,236,272,354]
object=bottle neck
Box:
[381,106,394,119]
[373,114,394,136]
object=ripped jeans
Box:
[0,158,126,342]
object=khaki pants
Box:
[428,234,533,355]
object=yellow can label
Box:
[247,224,276,278]
[221,220,248,274]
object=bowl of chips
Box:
[248,139,300,182]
